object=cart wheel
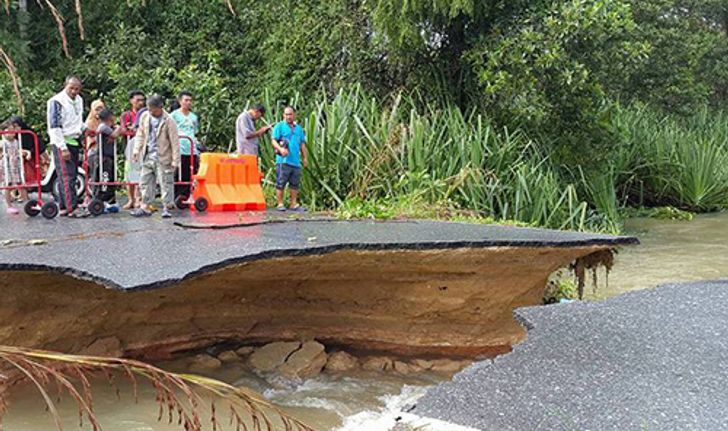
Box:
[24,199,41,217]
[41,202,59,219]
[88,199,105,216]
[194,197,209,212]
[175,195,190,210]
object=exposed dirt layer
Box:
[0,246,612,360]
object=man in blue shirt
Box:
[170,91,200,199]
[271,106,308,212]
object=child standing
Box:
[88,109,123,209]
[0,128,28,214]
[271,106,309,212]
[82,100,106,208]
[4,116,44,203]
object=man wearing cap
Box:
[235,103,272,156]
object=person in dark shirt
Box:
[88,109,123,209]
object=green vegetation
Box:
[256,89,593,230]
[2,0,728,232]
[622,206,695,221]
[544,276,579,304]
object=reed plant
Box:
[615,106,728,211]
[251,87,728,232]
[256,87,595,230]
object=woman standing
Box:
[121,90,145,210]
[84,100,105,147]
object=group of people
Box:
[0,74,309,218]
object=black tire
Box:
[76,168,86,198]
[24,199,41,217]
[194,197,209,212]
[52,171,86,202]
[41,172,55,193]
[41,202,59,219]
[51,177,61,201]
[88,199,105,216]
[175,195,190,210]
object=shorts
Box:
[276,163,301,190]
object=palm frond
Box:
[0,346,313,431]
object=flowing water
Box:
[586,211,728,300]
[5,213,728,430]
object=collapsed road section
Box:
[0,214,637,360]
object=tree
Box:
[625,0,728,113]
[468,0,649,166]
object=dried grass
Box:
[0,346,314,431]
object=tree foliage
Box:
[625,0,728,113]
[469,0,650,166]
[1,0,728,227]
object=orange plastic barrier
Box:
[191,153,266,212]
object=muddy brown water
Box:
[4,213,727,430]
[586,212,728,300]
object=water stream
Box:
[587,211,728,300]
[5,213,728,430]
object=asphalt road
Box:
[0,210,635,290]
[415,280,728,431]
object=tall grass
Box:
[253,88,728,232]
[615,106,728,211]
[258,87,594,230]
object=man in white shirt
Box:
[47,75,85,217]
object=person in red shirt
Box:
[120,90,145,210]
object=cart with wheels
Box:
[0,130,57,218]
[83,130,137,216]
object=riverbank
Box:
[4,212,723,429]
